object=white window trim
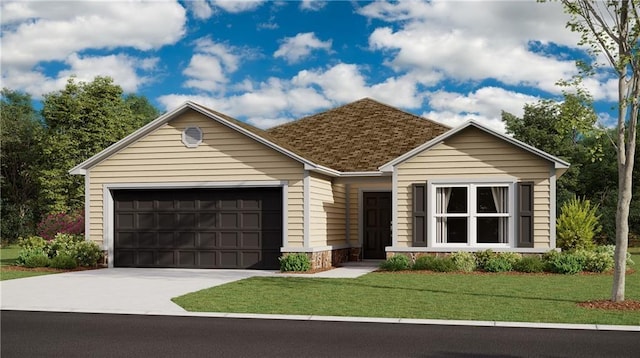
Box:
[428,180,515,249]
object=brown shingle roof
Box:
[265,98,450,172]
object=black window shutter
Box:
[517,182,534,248]
[412,183,427,247]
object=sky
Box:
[0,0,621,132]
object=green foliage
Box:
[557,197,601,251]
[513,256,545,273]
[499,252,523,266]
[17,236,47,250]
[379,254,410,271]
[73,240,103,267]
[15,233,101,267]
[0,89,45,242]
[412,256,457,272]
[574,249,614,273]
[474,249,497,270]
[449,252,477,272]
[20,250,51,268]
[545,252,584,275]
[50,254,78,270]
[483,256,514,273]
[278,253,311,272]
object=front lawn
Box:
[0,245,58,281]
[173,256,640,326]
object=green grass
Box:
[0,245,58,281]
[173,254,640,326]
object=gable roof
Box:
[379,120,570,172]
[69,101,333,175]
[266,98,450,171]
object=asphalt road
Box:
[1,311,638,358]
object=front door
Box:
[363,192,391,259]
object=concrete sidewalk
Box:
[0,262,379,314]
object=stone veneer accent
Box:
[306,248,351,270]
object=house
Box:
[70,98,569,269]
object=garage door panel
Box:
[220,251,238,266]
[242,232,260,248]
[113,188,282,269]
[139,233,156,248]
[176,232,196,248]
[198,232,217,248]
[158,214,175,228]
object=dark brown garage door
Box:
[113,188,282,269]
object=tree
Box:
[40,76,158,213]
[558,0,640,301]
[502,92,598,204]
[0,89,45,241]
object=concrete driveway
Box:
[0,268,276,314]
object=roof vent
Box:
[182,126,203,148]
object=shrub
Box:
[474,249,497,270]
[412,255,456,272]
[17,236,47,250]
[22,251,51,268]
[500,252,523,266]
[37,211,84,241]
[513,256,545,273]
[74,240,103,267]
[449,252,477,272]
[279,253,311,272]
[556,197,601,251]
[545,252,584,274]
[50,254,78,269]
[380,255,411,271]
[48,233,84,258]
[483,256,513,272]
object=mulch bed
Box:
[577,300,640,311]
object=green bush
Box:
[546,252,584,274]
[22,251,51,268]
[483,256,513,272]
[48,233,84,258]
[449,252,477,272]
[474,249,497,270]
[17,236,47,250]
[412,256,456,272]
[379,254,411,271]
[412,255,437,270]
[513,256,545,273]
[50,254,78,269]
[279,253,311,272]
[500,252,523,266]
[556,197,601,251]
[15,247,47,266]
[74,241,103,267]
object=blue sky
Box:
[1,0,619,131]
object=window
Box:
[433,183,512,246]
[182,126,203,148]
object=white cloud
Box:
[183,55,227,91]
[1,53,158,97]
[359,1,584,96]
[160,62,426,128]
[181,38,245,93]
[424,87,540,132]
[186,0,215,19]
[300,0,327,12]
[211,0,264,13]
[1,1,186,68]
[274,32,332,63]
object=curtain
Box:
[490,187,508,243]
[436,188,452,243]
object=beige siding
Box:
[308,173,347,247]
[396,127,552,249]
[87,110,305,248]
